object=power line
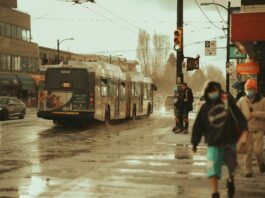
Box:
[32,3,75,21]
[193,0,224,32]
[78,3,138,35]
[213,0,226,24]
[94,2,139,30]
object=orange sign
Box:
[236,61,260,75]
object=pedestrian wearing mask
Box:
[237,79,265,177]
[191,81,248,198]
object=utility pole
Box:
[176,0,184,84]
[57,39,60,64]
[226,1,231,93]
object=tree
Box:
[137,29,151,75]
[152,33,170,78]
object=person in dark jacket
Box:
[181,82,194,134]
[191,81,248,198]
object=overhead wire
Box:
[193,0,224,32]
[78,3,138,35]
[32,3,75,21]
[212,0,227,35]
[94,2,140,30]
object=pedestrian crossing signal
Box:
[186,57,200,71]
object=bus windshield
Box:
[45,68,88,91]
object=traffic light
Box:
[174,28,183,51]
[186,56,200,71]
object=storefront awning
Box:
[0,73,20,86]
[16,74,35,91]
[236,61,260,75]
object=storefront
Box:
[16,73,35,106]
[231,11,265,94]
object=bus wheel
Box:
[132,106,136,120]
[104,108,110,126]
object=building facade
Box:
[0,0,39,73]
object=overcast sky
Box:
[18,0,241,73]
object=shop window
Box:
[0,22,5,36]
[17,27,22,40]
[6,24,11,37]
[22,28,27,41]
[11,25,16,39]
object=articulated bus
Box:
[37,60,156,124]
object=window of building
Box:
[11,25,16,39]
[17,26,22,40]
[16,56,21,71]
[6,55,11,70]
[22,28,27,41]
[26,30,31,42]
[6,23,11,37]
[21,56,28,72]
[0,54,7,70]
[0,22,5,36]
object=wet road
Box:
[0,110,264,198]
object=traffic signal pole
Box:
[226,1,231,93]
[176,0,184,84]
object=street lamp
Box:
[57,38,74,64]
[201,1,231,93]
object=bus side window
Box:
[108,79,115,97]
[120,82,126,100]
[144,83,148,100]
[101,78,108,97]
[134,83,139,97]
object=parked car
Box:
[161,95,174,113]
[196,95,205,110]
[0,97,26,120]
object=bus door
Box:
[114,79,119,117]
[139,83,144,113]
[88,72,95,111]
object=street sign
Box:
[229,46,247,59]
[205,40,216,56]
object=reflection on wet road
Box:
[0,112,264,197]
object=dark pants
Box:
[183,109,190,130]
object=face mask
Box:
[246,90,255,98]
[208,91,220,100]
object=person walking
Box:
[191,81,248,198]
[181,82,193,134]
[172,88,185,133]
[237,79,265,177]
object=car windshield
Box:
[0,98,8,105]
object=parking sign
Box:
[205,40,216,56]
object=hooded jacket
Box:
[191,82,248,147]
